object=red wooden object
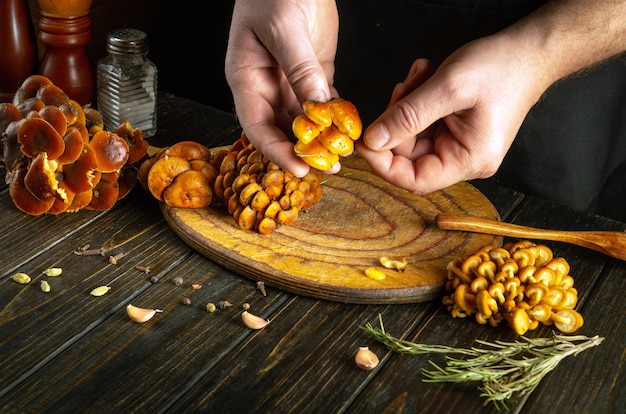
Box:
[37,1,95,105]
[0,0,38,102]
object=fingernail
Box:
[364,123,390,150]
[308,89,329,103]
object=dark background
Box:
[27,0,544,124]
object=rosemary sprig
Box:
[361,314,604,410]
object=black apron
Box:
[335,0,626,222]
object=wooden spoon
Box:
[435,213,626,261]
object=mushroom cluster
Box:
[443,241,584,335]
[0,75,149,215]
[215,133,323,234]
[139,140,219,209]
[139,133,325,234]
[292,98,362,171]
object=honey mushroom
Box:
[1,75,149,215]
[443,241,584,335]
[292,97,362,171]
[141,140,218,209]
[213,133,323,234]
[136,102,359,234]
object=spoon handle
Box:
[435,213,626,261]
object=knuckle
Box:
[391,100,426,134]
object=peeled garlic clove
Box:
[126,304,162,323]
[355,346,379,370]
[242,310,269,330]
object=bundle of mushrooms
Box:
[0,75,149,215]
[138,98,363,234]
[444,241,584,335]
[139,133,325,234]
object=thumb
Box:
[363,69,459,151]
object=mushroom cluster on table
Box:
[136,97,363,234]
[444,240,584,335]
[0,75,149,215]
[138,133,325,235]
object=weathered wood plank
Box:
[0,193,106,278]
[0,191,191,395]
[0,253,288,412]
[164,299,439,413]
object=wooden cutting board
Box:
[161,155,501,304]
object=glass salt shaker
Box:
[97,28,157,137]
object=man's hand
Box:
[225,0,339,177]
[358,0,626,194]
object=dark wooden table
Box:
[1,93,624,414]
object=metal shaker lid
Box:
[106,28,149,54]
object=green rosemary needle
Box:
[361,314,604,410]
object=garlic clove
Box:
[355,346,379,370]
[126,303,162,323]
[242,310,270,330]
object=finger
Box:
[358,129,473,194]
[263,25,333,104]
[356,147,450,195]
[389,59,434,106]
[248,122,311,177]
[363,66,468,152]
[234,92,311,177]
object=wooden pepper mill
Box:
[0,0,38,102]
[37,0,95,105]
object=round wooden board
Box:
[161,155,501,304]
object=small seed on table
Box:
[40,280,51,292]
[256,281,267,296]
[173,276,184,286]
[182,297,192,306]
[109,252,125,265]
[217,300,232,309]
[11,273,31,284]
[379,256,407,272]
[365,267,386,281]
[75,247,105,256]
[135,265,151,274]
[43,267,62,277]
[206,302,217,313]
[90,286,111,297]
